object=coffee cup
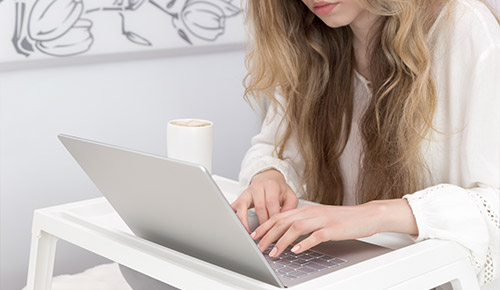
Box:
[167,119,214,173]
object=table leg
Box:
[26,230,58,290]
[448,259,480,290]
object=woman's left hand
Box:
[251,199,418,257]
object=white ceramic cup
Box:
[167,119,214,173]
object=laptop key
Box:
[333,258,347,264]
[292,269,309,277]
[275,260,290,266]
[282,255,298,262]
[315,258,336,267]
[300,266,318,273]
[302,255,316,261]
[295,258,310,265]
[278,269,290,275]
[266,256,281,262]
[307,251,324,258]
[286,263,303,270]
[306,262,326,270]
[271,264,285,270]
[319,255,336,262]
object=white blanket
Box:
[23,262,500,289]
[23,263,132,290]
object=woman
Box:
[231,0,499,287]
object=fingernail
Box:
[250,231,256,239]
[291,245,300,253]
[269,247,278,257]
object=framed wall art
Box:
[0,0,247,69]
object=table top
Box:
[32,175,475,289]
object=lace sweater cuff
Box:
[404,184,499,285]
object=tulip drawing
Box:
[29,0,84,41]
[12,1,34,57]
[13,0,147,57]
[9,0,242,58]
[175,1,225,41]
[149,0,241,44]
[35,18,93,56]
[26,0,95,56]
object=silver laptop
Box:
[59,134,391,288]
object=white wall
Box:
[0,49,261,290]
[491,0,500,10]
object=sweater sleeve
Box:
[403,45,500,286]
[238,97,305,197]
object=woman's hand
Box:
[231,169,298,232]
[251,199,418,257]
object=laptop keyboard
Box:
[263,244,347,280]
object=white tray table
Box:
[26,176,480,290]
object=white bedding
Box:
[22,262,500,289]
[23,263,132,290]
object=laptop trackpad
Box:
[313,239,391,266]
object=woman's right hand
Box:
[231,169,299,232]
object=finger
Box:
[290,229,329,254]
[230,190,253,212]
[252,187,270,225]
[280,190,298,212]
[231,191,253,232]
[256,217,292,253]
[264,183,281,218]
[271,219,320,257]
[252,208,298,241]
[235,203,250,233]
[254,208,305,253]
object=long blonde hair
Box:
[244,0,498,205]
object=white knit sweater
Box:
[238,0,500,286]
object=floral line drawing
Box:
[149,0,241,44]
[119,12,152,46]
[12,1,33,57]
[9,0,241,58]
